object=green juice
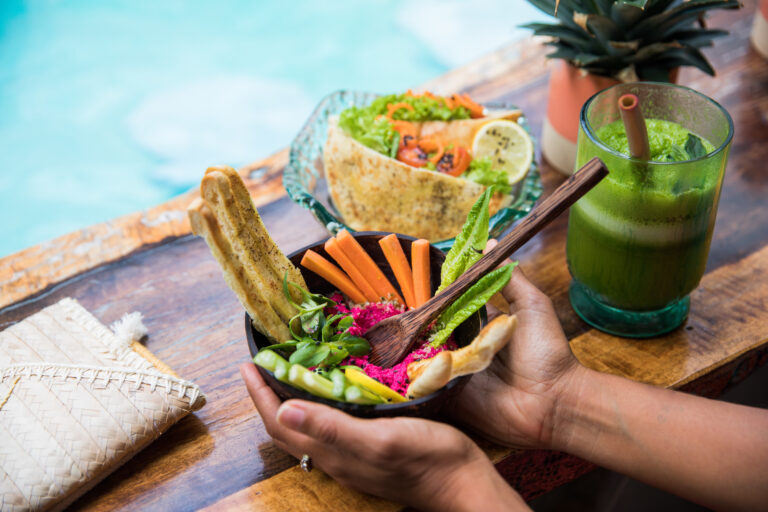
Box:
[567,119,721,311]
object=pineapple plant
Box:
[524,0,740,82]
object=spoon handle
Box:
[408,157,608,327]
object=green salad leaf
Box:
[364,94,471,122]
[461,157,513,194]
[338,93,471,157]
[338,108,398,156]
[430,263,516,347]
[267,275,370,368]
[437,187,494,292]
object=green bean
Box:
[288,364,336,400]
[344,384,386,405]
[329,369,348,399]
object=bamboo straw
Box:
[618,93,650,160]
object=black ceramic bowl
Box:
[245,232,485,418]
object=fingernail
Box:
[277,403,306,430]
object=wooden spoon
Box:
[365,157,609,367]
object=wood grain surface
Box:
[1,2,767,510]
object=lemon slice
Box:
[345,368,408,403]
[471,119,534,186]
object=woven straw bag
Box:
[0,298,206,511]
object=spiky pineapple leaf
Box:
[619,0,649,8]
[656,46,717,75]
[629,0,740,40]
[643,0,680,17]
[610,2,647,28]
[671,28,729,48]
[527,0,582,29]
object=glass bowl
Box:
[283,90,543,251]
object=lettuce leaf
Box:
[437,187,494,292]
[338,93,471,156]
[338,107,398,155]
[364,94,471,122]
[430,263,516,347]
[461,157,513,194]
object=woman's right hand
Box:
[451,240,585,449]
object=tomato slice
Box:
[437,146,471,177]
[396,146,428,167]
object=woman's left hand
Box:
[240,363,527,512]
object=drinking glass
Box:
[566,82,733,337]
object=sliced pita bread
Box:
[323,110,519,242]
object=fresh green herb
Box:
[264,275,371,368]
[684,133,708,160]
[424,161,437,171]
[430,263,516,347]
[665,134,709,162]
[461,157,513,194]
[664,144,689,162]
[389,131,400,159]
[437,187,494,292]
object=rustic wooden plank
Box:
[0,150,289,310]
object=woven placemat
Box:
[0,298,206,512]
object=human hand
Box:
[240,363,528,512]
[450,239,584,449]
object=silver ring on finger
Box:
[300,454,313,473]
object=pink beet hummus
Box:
[328,293,457,396]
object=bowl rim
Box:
[245,231,485,411]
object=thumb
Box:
[276,399,361,446]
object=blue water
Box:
[0,0,545,257]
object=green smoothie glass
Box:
[566,82,733,337]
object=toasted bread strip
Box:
[206,166,307,305]
[406,314,517,398]
[188,198,290,341]
[406,351,452,399]
[450,314,517,377]
[201,170,298,322]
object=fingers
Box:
[240,363,316,458]
[484,239,554,314]
[240,362,281,419]
[276,399,365,448]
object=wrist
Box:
[547,363,599,453]
[451,460,529,512]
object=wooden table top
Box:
[1,3,767,510]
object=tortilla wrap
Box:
[323,110,521,242]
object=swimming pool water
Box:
[0,0,545,257]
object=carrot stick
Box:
[301,250,367,304]
[419,138,445,165]
[324,238,379,303]
[411,239,431,307]
[336,230,405,306]
[379,234,416,309]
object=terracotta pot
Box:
[541,61,679,175]
[751,0,768,58]
[541,61,619,175]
